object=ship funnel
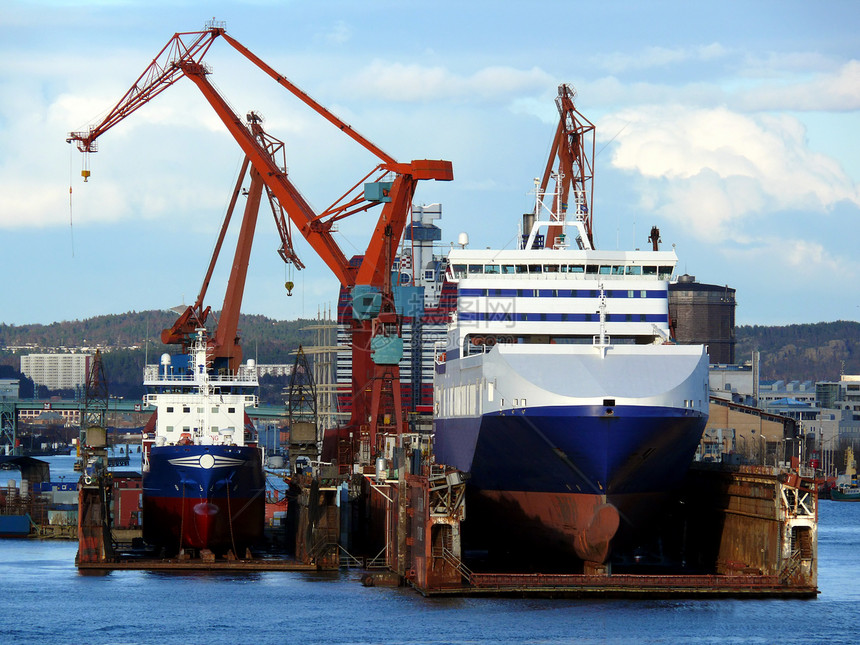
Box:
[523,212,535,235]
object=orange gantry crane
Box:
[68,21,453,463]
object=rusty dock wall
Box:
[678,464,817,585]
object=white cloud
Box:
[324,20,351,45]
[723,236,855,279]
[342,60,554,102]
[594,44,730,74]
[601,106,860,238]
[738,60,860,111]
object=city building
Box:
[709,363,756,405]
[20,353,91,390]
[0,379,19,400]
[703,364,860,471]
[256,364,293,378]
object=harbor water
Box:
[1,455,858,644]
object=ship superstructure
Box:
[141,329,265,555]
[432,86,709,568]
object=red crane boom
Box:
[68,24,452,288]
[68,23,453,462]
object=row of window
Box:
[451,263,674,278]
[459,288,667,299]
[164,405,236,414]
[163,426,236,434]
[459,312,668,323]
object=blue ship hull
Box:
[435,404,707,495]
[142,444,265,555]
[434,404,707,563]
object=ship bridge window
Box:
[530,264,542,274]
[612,266,624,275]
[659,266,674,279]
[562,265,585,273]
[468,264,484,274]
[485,264,500,274]
[643,266,658,276]
[452,264,466,278]
[543,264,560,273]
[625,266,642,275]
[586,265,599,275]
[599,265,612,275]
[502,265,516,274]
[515,265,528,274]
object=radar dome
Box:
[160,353,172,366]
[457,232,469,248]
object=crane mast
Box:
[68,23,453,464]
[539,84,596,250]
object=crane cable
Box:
[68,146,76,258]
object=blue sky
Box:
[1,0,858,328]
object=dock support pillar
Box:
[76,476,114,565]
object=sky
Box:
[1,0,858,328]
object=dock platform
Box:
[410,572,818,598]
[76,557,323,572]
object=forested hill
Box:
[735,321,860,382]
[0,311,322,402]
[0,311,319,360]
[2,313,858,398]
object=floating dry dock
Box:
[76,458,818,598]
[356,461,818,598]
[76,472,340,573]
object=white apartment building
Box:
[20,353,91,390]
[256,364,293,378]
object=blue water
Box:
[1,456,858,644]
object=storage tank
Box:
[669,274,736,364]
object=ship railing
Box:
[307,535,338,563]
[337,544,365,569]
[143,365,259,384]
[778,548,803,583]
[435,546,473,584]
[365,545,389,570]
